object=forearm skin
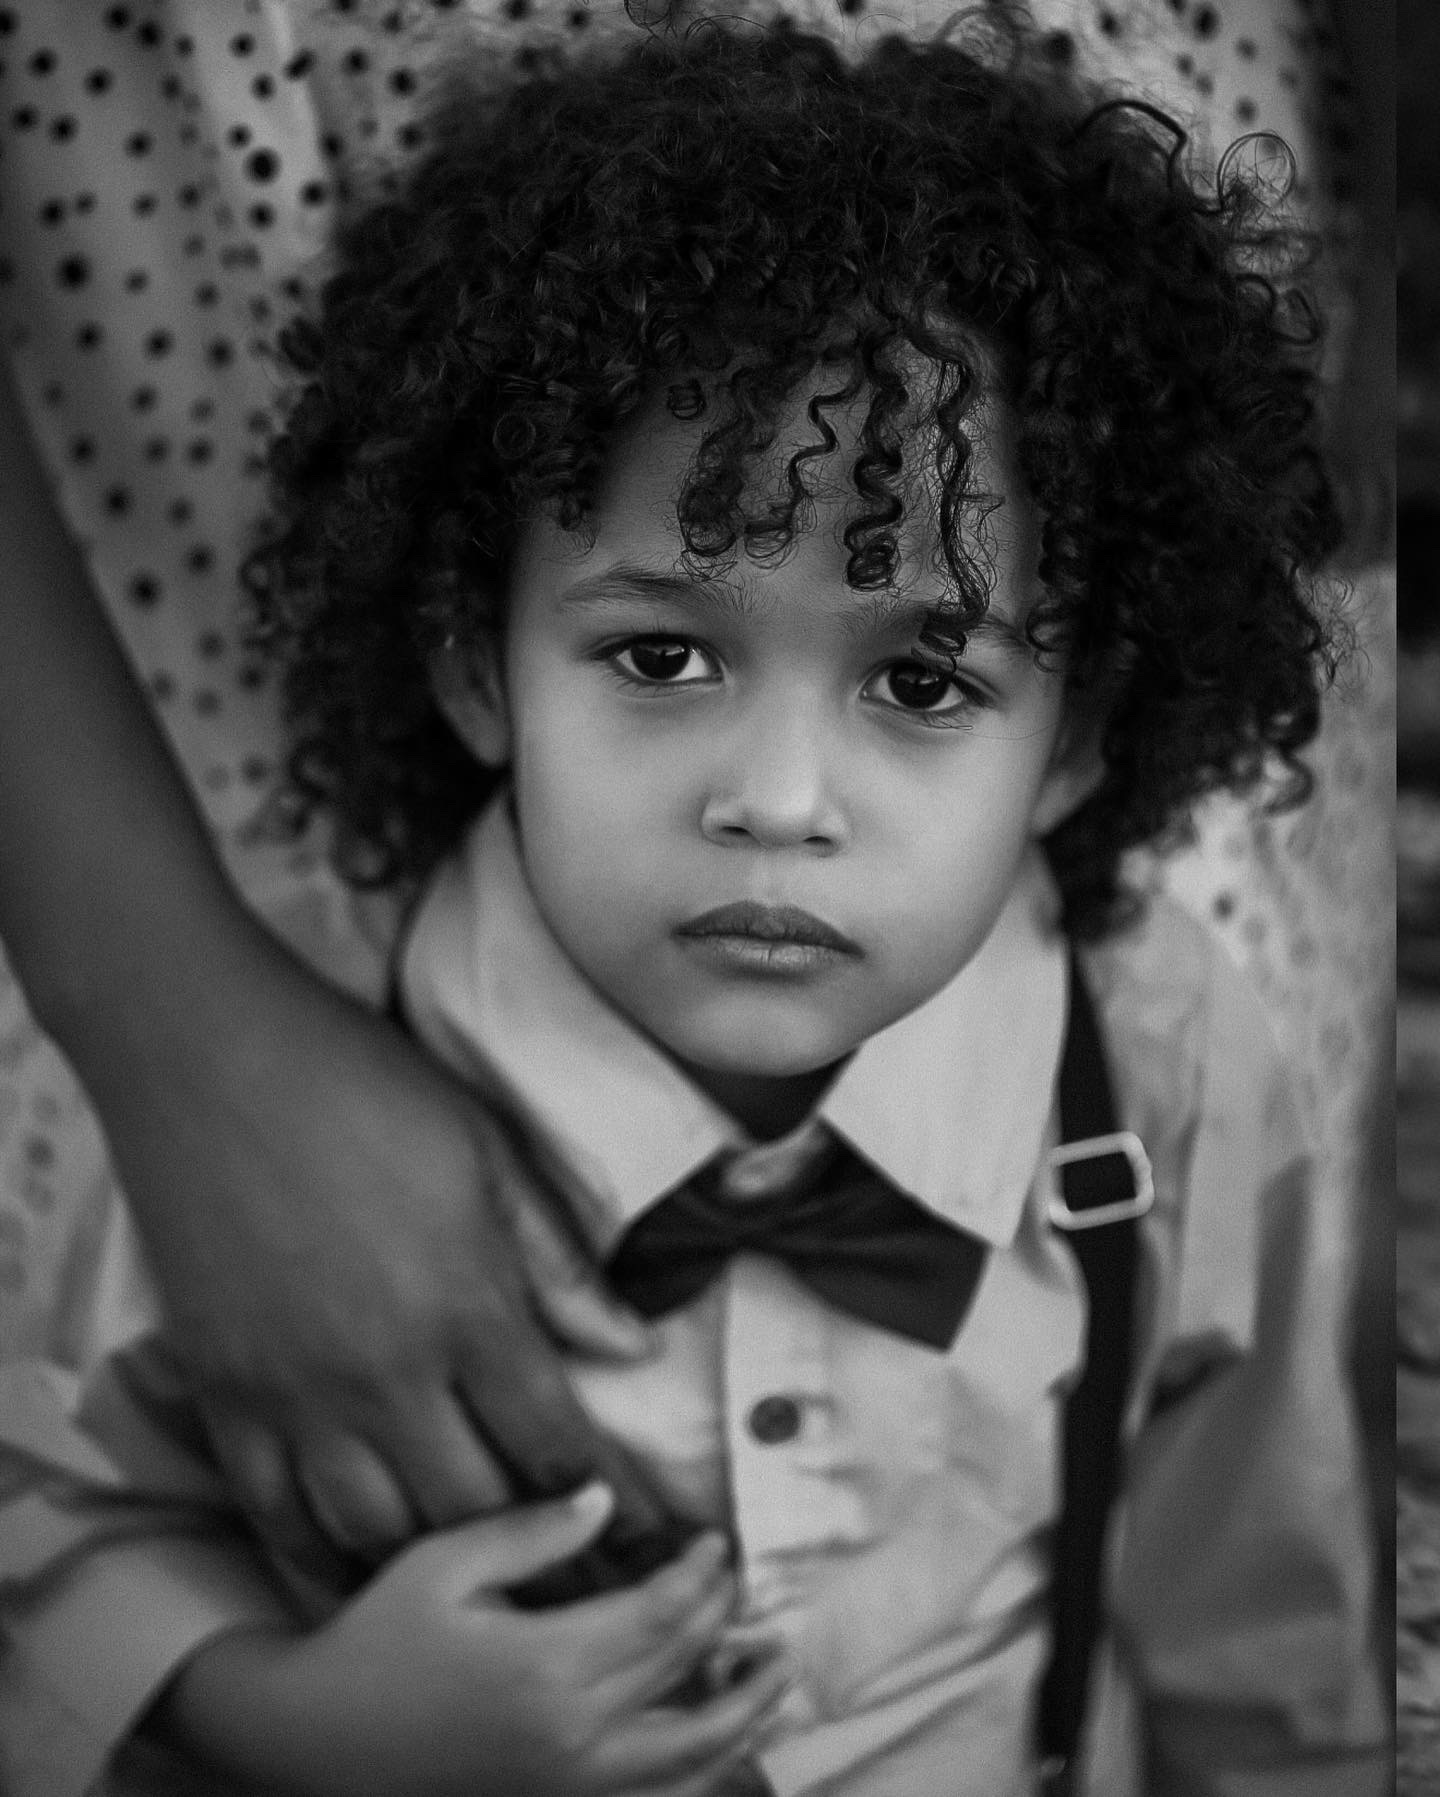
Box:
[0,354,253,1060]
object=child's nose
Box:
[699,705,848,853]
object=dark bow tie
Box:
[608,1150,989,1351]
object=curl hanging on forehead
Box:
[275,18,1093,634]
[654,324,1017,663]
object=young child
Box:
[0,16,1386,1797]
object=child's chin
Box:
[659,1012,863,1081]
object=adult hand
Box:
[81,902,668,1580]
[161,1484,789,1797]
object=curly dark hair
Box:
[249,9,1342,939]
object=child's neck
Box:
[677,1059,846,1141]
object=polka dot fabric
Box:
[1140,565,1394,1312]
[0,1,1388,1363]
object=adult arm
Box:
[0,355,664,1569]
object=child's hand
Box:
[162,1485,791,1797]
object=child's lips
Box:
[673,902,862,973]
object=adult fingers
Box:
[362,1386,512,1530]
[395,1482,617,1605]
[453,1326,675,1538]
[200,1406,357,1587]
[292,1434,417,1563]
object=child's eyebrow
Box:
[556,565,758,619]
[557,562,1034,660]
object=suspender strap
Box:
[1037,952,1145,1793]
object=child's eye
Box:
[866,659,989,722]
[610,637,717,686]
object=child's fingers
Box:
[594,1649,792,1792]
[389,1481,616,1603]
[593,1570,748,1714]
[551,1531,735,1703]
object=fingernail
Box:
[566,1481,614,1525]
[688,1530,731,1573]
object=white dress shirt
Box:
[0,802,1387,1796]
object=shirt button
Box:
[747,1395,802,1444]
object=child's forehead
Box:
[589,370,1030,567]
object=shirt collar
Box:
[399,799,1066,1254]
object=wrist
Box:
[148,1621,316,1791]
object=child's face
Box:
[439,377,1096,1120]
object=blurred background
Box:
[1397,1,1440,1787]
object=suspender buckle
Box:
[1046,1130,1154,1231]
